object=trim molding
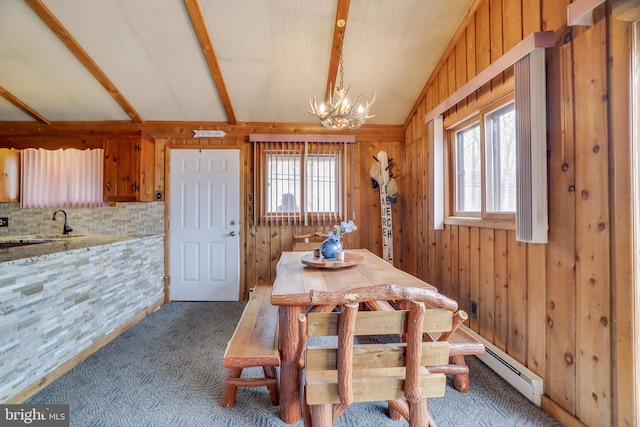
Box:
[424,31,555,124]
[567,0,606,26]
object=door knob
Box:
[230,231,236,236]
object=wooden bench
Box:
[220,283,280,407]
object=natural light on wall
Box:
[21,148,107,208]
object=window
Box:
[485,103,516,212]
[450,96,515,220]
[251,134,355,225]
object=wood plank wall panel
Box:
[522,0,541,34]
[402,0,627,425]
[542,0,577,416]
[506,231,527,364]
[489,0,504,89]
[458,226,471,318]
[572,6,611,423]
[609,15,636,427]
[403,137,419,276]
[0,148,19,202]
[479,228,495,341]
[466,19,477,105]
[494,229,508,352]
[469,227,481,332]
[526,243,546,377]
[441,227,452,297]
[476,1,492,100]
[450,226,460,303]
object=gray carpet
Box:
[27,302,562,426]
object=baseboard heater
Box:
[461,325,543,406]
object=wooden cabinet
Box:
[0,148,20,202]
[103,132,155,202]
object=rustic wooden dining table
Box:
[270,249,438,424]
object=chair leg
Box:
[451,355,471,393]
[309,404,332,427]
[302,386,312,427]
[220,367,242,407]
[407,398,430,427]
[263,366,280,405]
[388,399,409,421]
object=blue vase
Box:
[321,238,343,259]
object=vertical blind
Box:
[21,148,106,208]
[250,134,355,226]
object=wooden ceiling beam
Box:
[0,85,49,124]
[325,0,351,99]
[184,0,237,125]
[24,0,144,124]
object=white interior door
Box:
[169,149,240,301]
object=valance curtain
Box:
[21,148,106,208]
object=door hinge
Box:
[134,183,139,192]
[135,144,141,151]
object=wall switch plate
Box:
[0,217,8,227]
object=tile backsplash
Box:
[0,202,164,236]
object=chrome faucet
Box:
[52,210,73,235]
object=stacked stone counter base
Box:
[0,234,164,403]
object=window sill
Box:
[444,216,515,231]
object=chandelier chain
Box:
[306,20,376,130]
[338,27,344,90]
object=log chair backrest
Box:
[297,285,460,416]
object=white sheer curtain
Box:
[21,148,106,208]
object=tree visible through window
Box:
[485,103,516,212]
[450,98,516,219]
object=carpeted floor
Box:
[27,302,562,426]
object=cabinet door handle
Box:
[106,182,111,192]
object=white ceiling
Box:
[0,0,474,126]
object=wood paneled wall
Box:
[1,2,635,425]
[402,1,635,426]
[156,136,404,301]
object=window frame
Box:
[447,93,516,223]
[252,135,354,226]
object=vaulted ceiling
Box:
[0,0,474,129]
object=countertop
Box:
[0,234,161,264]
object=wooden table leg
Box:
[278,305,304,424]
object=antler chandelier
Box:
[308,19,376,130]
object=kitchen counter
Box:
[0,234,154,264]
[0,233,164,402]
